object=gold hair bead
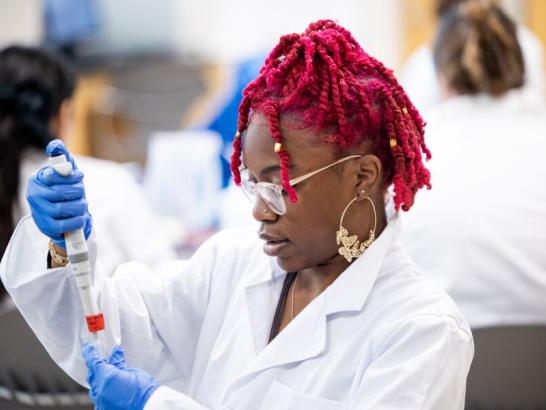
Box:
[389,138,397,147]
[274,142,282,153]
[402,107,408,115]
[235,131,241,138]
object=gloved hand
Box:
[82,343,160,410]
[26,139,92,248]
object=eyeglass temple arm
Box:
[288,155,363,186]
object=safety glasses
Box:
[239,155,362,215]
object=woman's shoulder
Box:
[371,244,471,335]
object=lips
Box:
[259,232,290,257]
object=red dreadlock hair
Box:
[230,19,431,211]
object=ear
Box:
[351,154,382,197]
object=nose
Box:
[252,196,278,222]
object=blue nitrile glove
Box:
[82,343,160,410]
[26,139,92,248]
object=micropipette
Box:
[48,154,105,357]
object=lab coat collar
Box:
[325,212,400,315]
[239,213,400,379]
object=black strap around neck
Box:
[268,272,297,343]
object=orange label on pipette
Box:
[86,313,105,333]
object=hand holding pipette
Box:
[27,139,104,356]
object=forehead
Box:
[242,112,334,175]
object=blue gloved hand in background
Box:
[26,139,92,248]
[82,343,160,410]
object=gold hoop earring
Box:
[336,195,377,262]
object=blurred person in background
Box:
[2,21,473,409]
[400,0,546,328]
[0,46,178,310]
[401,0,545,112]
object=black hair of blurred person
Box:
[0,46,76,300]
[433,0,525,97]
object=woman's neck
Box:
[299,209,387,294]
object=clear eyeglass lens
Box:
[239,169,286,215]
[240,179,256,203]
[257,184,286,215]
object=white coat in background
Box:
[400,26,545,112]
[144,130,223,231]
[1,211,473,409]
[15,150,179,276]
[400,88,546,329]
[217,180,257,230]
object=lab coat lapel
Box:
[244,277,282,355]
[242,256,327,378]
[325,213,399,315]
[242,288,327,378]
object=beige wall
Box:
[526,0,546,55]
[401,0,435,61]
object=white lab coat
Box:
[400,88,546,328]
[0,213,473,409]
[400,25,545,112]
[14,149,179,276]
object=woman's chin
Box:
[274,254,308,274]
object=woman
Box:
[400,1,546,328]
[0,46,177,294]
[0,46,76,306]
[400,0,545,112]
[1,21,473,409]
